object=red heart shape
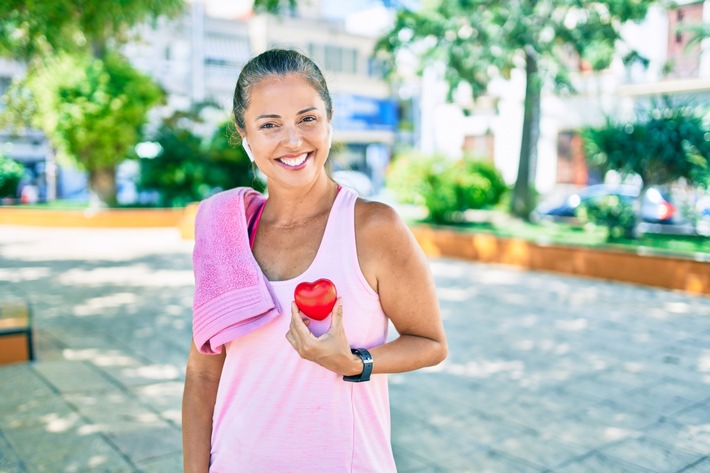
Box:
[294,278,337,321]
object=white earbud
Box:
[327,124,333,149]
[242,137,255,162]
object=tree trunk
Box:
[88,166,117,207]
[510,50,542,220]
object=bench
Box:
[0,286,34,365]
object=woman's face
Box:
[242,74,331,190]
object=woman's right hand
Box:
[285,298,363,377]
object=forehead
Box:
[246,74,325,114]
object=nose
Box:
[282,126,302,148]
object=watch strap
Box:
[343,348,373,382]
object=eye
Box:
[301,116,317,123]
[259,122,277,130]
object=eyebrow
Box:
[255,107,318,120]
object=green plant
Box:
[139,113,263,207]
[387,153,507,224]
[386,152,443,205]
[0,155,25,198]
[583,102,709,190]
[578,195,636,241]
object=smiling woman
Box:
[181,49,448,473]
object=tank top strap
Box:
[311,186,358,273]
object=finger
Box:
[285,329,296,348]
[290,301,313,336]
[329,298,344,329]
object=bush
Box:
[577,194,636,240]
[139,115,264,207]
[0,155,24,198]
[386,152,441,206]
[387,153,507,223]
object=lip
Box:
[276,152,311,170]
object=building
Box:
[126,0,397,183]
[417,1,710,196]
[0,0,398,201]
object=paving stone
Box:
[674,399,710,425]
[533,399,657,451]
[63,389,168,434]
[0,394,82,431]
[617,384,701,417]
[642,417,710,455]
[130,381,184,426]
[3,425,134,473]
[677,457,710,473]
[107,425,182,465]
[392,444,441,472]
[0,431,27,473]
[598,436,703,472]
[135,452,183,473]
[534,414,642,450]
[32,360,117,393]
[487,429,588,470]
[553,451,655,472]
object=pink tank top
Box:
[209,187,397,473]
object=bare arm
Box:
[182,343,225,473]
[357,201,448,374]
[285,200,447,376]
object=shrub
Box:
[577,194,636,240]
[387,153,507,223]
[386,152,441,206]
[139,116,263,207]
[0,155,25,198]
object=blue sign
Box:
[332,94,397,132]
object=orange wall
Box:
[411,225,710,295]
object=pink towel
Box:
[192,187,281,354]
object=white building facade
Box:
[418,1,710,196]
[0,0,397,201]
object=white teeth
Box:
[279,153,307,167]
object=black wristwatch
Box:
[343,348,373,382]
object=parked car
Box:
[532,184,683,228]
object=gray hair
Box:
[232,49,333,132]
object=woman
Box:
[182,49,447,473]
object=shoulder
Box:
[197,187,264,218]
[355,198,404,231]
[354,198,417,256]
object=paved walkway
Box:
[0,226,709,473]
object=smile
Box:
[278,153,309,168]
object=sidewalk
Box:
[0,226,709,472]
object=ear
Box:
[327,124,333,149]
[242,137,255,162]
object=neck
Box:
[262,175,339,226]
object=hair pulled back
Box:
[233,49,333,132]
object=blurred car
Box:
[532,184,679,226]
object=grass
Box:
[408,210,710,258]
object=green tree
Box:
[139,107,264,207]
[583,101,710,190]
[0,0,183,60]
[0,0,182,205]
[4,52,164,206]
[375,0,656,220]
[0,154,25,199]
